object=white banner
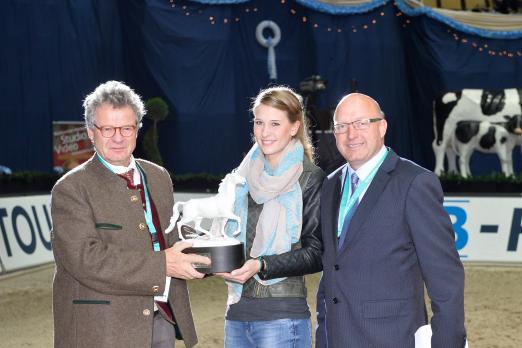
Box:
[0,195,53,273]
[0,192,211,274]
[1,193,520,274]
[445,196,522,262]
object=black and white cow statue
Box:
[444,120,518,177]
[433,88,522,177]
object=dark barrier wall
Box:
[1,0,522,175]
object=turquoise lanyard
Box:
[96,154,160,252]
[337,149,389,237]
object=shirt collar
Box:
[350,145,387,181]
[342,145,387,182]
[103,156,141,185]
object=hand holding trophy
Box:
[165,172,246,274]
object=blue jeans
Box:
[225,318,312,348]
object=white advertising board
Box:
[1,193,520,274]
[0,192,212,274]
[0,194,53,273]
[445,196,522,262]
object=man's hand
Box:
[165,242,211,279]
[214,259,260,284]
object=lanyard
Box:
[337,149,388,237]
[96,154,160,252]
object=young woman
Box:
[215,86,324,348]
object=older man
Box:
[316,93,466,347]
[51,81,210,348]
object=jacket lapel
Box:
[324,165,345,254]
[135,161,169,234]
[89,155,129,190]
[339,149,399,252]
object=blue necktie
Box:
[338,173,359,249]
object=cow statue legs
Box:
[453,121,515,178]
[432,140,446,176]
[456,143,474,178]
[433,119,459,176]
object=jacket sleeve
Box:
[51,178,167,296]
[259,167,325,280]
[405,171,467,348]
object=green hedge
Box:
[439,173,522,194]
[2,171,522,195]
[0,171,60,194]
[0,171,223,194]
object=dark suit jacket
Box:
[316,149,466,348]
[51,156,197,348]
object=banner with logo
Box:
[52,121,94,172]
[1,194,520,274]
[445,196,522,262]
[0,192,211,274]
[0,195,53,273]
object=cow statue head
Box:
[504,115,522,135]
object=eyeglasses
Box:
[333,118,383,134]
[93,124,137,138]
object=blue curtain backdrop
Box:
[1,0,522,175]
[0,0,125,173]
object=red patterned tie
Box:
[118,168,134,186]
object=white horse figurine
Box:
[165,172,246,240]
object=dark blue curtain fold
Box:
[2,0,522,175]
[0,0,124,172]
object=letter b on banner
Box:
[445,206,469,250]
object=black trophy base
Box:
[183,243,245,274]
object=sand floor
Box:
[0,263,520,347]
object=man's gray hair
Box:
[83,81,146,128]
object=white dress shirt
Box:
[339,145,388,202]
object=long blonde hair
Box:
[251,86,314,162]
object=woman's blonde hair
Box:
[251,86,314,162]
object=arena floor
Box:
[0,263,520,347]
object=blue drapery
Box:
[1,0,124,173]
[2,0,522,175]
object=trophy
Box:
[165,172,246,273]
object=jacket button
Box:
[143,309,151,316]
[334,264,339,270]
[333,297,338,304]
[139,223,147,230]
[130,195,139,202]
[152,285,160,293]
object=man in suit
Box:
[51,81,210,348]
[316,93,466,347]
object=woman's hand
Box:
[214,259,261,284]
